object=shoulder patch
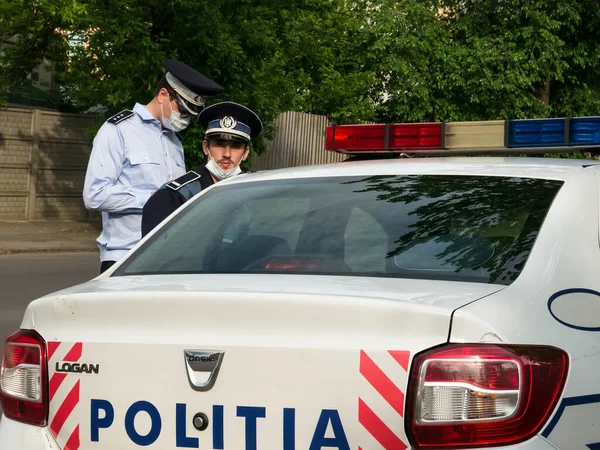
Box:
[107,110,135,125]
[166,171,201,191]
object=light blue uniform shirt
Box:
[83,103,187,262]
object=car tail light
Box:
[0,329,48,426]
[405,344,568,448]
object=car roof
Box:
[226,156,600,186]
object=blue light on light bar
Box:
[507,118,566,148]
[569,117,600,146]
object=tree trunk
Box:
[537,78,552,104]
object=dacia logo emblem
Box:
[220,116,236,129]
[184,350,225,391]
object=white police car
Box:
[2,116,600,450]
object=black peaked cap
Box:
[198,101,263,139]
[164,59,224,96]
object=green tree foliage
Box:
[2,0,372,165]
[438,0,600,120]
[2,0,600,163]
[357,0,600,123]
[0,0,86,103]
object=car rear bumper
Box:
[0,416,60,450]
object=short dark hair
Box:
[206,136,249,149]
[155,75,176,98]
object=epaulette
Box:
[166,171,201,191]
[107,110,135,125]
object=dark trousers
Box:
[100,260,116,274]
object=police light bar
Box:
[325,116,600,155]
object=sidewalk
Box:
[0,220,102,254]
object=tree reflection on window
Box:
[344,175,562,284]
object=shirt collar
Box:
[133,103,160,123]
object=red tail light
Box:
[405,344,568,448]
[0,329,48,426]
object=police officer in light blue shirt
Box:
[83,59,223,273]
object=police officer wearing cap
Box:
[141,101,263,237]
[83,59,223,274]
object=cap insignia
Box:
[220,116,237,129]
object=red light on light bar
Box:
[325,123,443,153]
[325,124,386,152]
[390,123,443,150]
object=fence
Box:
[252,111,345,171]
[0,106,98,220]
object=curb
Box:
[0,248,99,255]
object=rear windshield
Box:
[115,175,563,285]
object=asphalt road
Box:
[0,252,100,344]
[0,252,99,417]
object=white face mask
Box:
[205,151,243,181]
[161,97,191,132]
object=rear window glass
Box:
[115,175,563,285]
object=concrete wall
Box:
[0,107,98,220]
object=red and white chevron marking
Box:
[47,341,82,450]
[358,349,410,450]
